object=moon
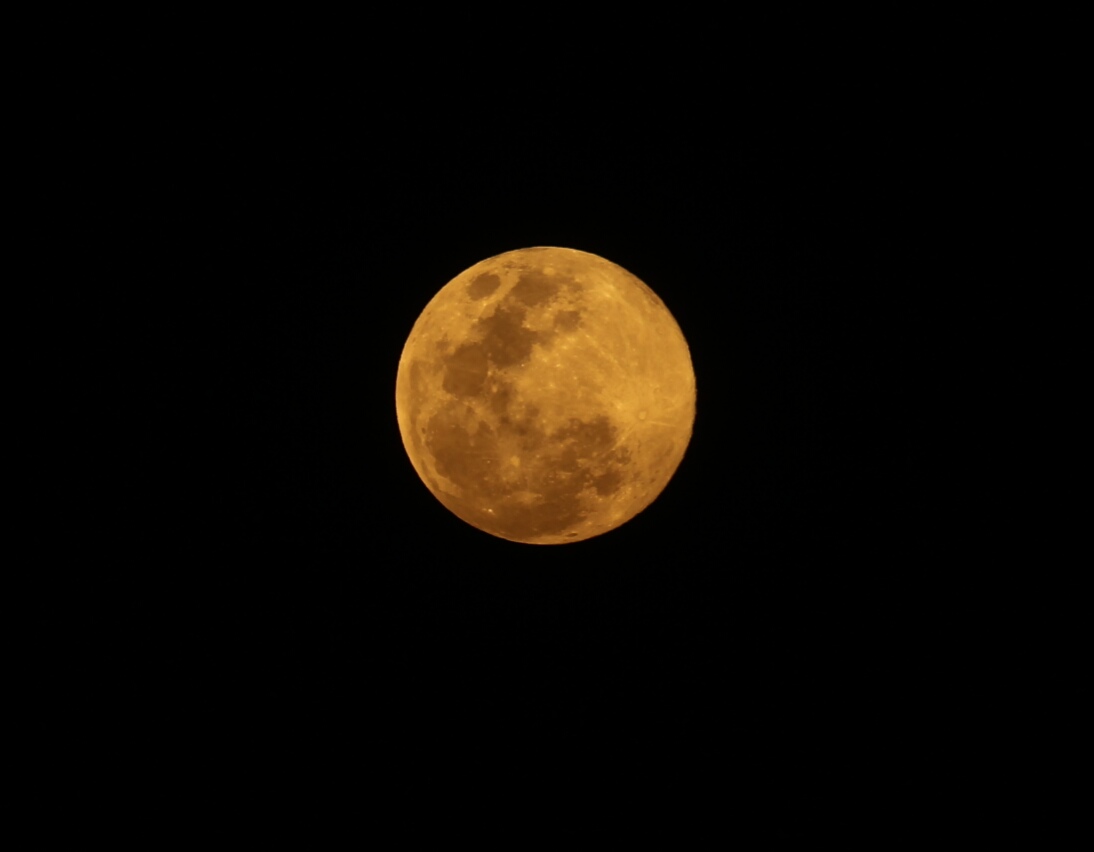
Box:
[396,247,696,544]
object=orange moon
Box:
[395,247,696,544]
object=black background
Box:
[88,50,969,834]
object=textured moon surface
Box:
[396,247,696,544]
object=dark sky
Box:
[100,60,965,833]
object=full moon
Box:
[395,247,696,544]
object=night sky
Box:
[101,59,965,833]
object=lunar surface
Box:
[396,247,695,544]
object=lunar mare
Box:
[395,247,695,544]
